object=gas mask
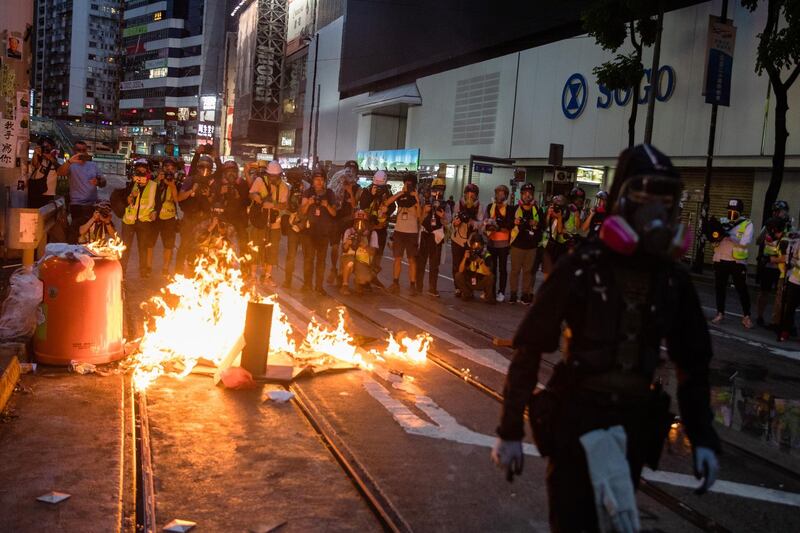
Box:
[354,219,366,232]
[727,210,740,221]
[521,192,533,205]
[601,175,688,258]
[495,191,507,203]
[596,200,607,214]
[198,165,212,178]
[464,193,477,208]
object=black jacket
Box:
[498,239,720,452]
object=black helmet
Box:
[773,200,789,213]
[162,157,178,168]
[727,198,745,215]
[551,194,568,208]
[402,172,418,186]
[609,144,681,215]
[520,182,535,193]
[596,190,608,200]
[569,187,586,201]
[468,232,486,251]
[464,183,479,195]
[133,158,149,169]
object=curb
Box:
[0,343,25,413]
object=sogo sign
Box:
[561,66,676,120]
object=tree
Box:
[741,0,800,225]
[582,1,659,147]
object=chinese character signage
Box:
[0,115,15,168]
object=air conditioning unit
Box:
[543,168,576,183]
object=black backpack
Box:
[110,182,132,218]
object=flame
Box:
[299,308,372,370]
[85,235,126,259]
[384,331,433,364]
[127,244,296,390]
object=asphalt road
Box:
[119,227,800,532]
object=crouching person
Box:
[454,233,495,302]
[340,210,378,295]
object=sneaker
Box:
[326,269,338,285]
[742,316,753,329]
[508,292,518,304]
[340,285,351,296]
[480,293,495,304]
[778,331,790,342]
[496,292,505,303]
[454,289,462,298]
[756,316,765,327]
[388,282,400,294]
[521,293,533,305]
[711,313,724,325]
[428,288,440,297]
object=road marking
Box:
[380,308,470,348]
[381,254,454,281]
[642,468,800,508]
[450,348,510,375]
[362,375,539,456]
[708,329,800,362]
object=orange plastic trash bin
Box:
[34,255,124,365]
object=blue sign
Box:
[564,66,677,119]
[473,162,493,174]
[561,73,588,119]
[705,50,733,106]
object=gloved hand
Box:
[491,438,524,482]
[693,446,719,494]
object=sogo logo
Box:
[562,66,676,120]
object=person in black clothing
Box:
[212,160,250,249]
[582,190,609,238]
[300,169,337,294]
[28,137,59,208]
[454,233,496,302]
[485,184,515,302]
[492,144,719,532]
[175,147,219,272]
[282,167,308,288]
[416,176,449,296]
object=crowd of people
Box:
[28,136,800,340]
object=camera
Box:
[706,217,735,243]
[457,211,472,224]
[164,171,175,182]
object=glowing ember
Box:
[299,308,372,369]
[85,235,126,259]
[384,331,433,364]
[127,245,296,390]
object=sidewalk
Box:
[0,369,132,533]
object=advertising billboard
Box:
[356,148,421,172]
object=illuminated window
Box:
[153,12,162,21]
[149,67,168,79]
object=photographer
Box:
[58,140,107,243]
[282,167,308,288]
[153,158,181,275]
[248,160,288,285]
[416,177,449,296]
[300,169,337,294]
[175,152,215,273]
[778,224,800,342]
[385,173,421,295]
[485,184,515,302]
[359,170,395,274]
[327,160,362,286]
[581,190,609,238]
[543,194,569,278]
[711,198,754,328]
[509,182,542,304]
[565,186,585,242]
[340,210,379,295]
[756,200,792,327]
[212,160,250,248]
[454,233,495,302]
[451,183,484,297]
[121,159,158,278]
[28,137,59,208]
[78,200,117,244]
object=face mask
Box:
[596,201,606,214]
[198,167,212,177]
[521,193,533,205]
[464,196,475,208]
[134,173,148,185]
[354,220,366,232]
[727,210,739,221]
[496,192,507,203]
[601,204,689,258]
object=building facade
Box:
[33,0,122,122]
[305,1,800,262]
[118,0,226,156]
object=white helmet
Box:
[373,170,387,186]
[267,160,282,176]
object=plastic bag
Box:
[0,268,44,341]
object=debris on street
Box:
[36,491,71,504]
[162,518,197,532]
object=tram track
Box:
[275,271,732,532]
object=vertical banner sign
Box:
[0,115,16,168]
[703,16,737,106]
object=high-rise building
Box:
[32,0,122,122]
[118,0,226,156]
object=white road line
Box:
[708,329,800,362]
[450,348,510,375]
[381,254,455,281]
[362,376,539,456]
[642,468,800,507]
[380,308,471,348]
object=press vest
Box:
[731,220,752,261]
[510,204,539,244]
[158,184,177,220]
[488,203,511,243]
[123,181,158,225]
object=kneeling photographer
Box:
[340,210,379,295]
[454,233,495,302]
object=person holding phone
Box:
[58,140,106,243]
[385,173,422,295]
[28,137,60,208]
